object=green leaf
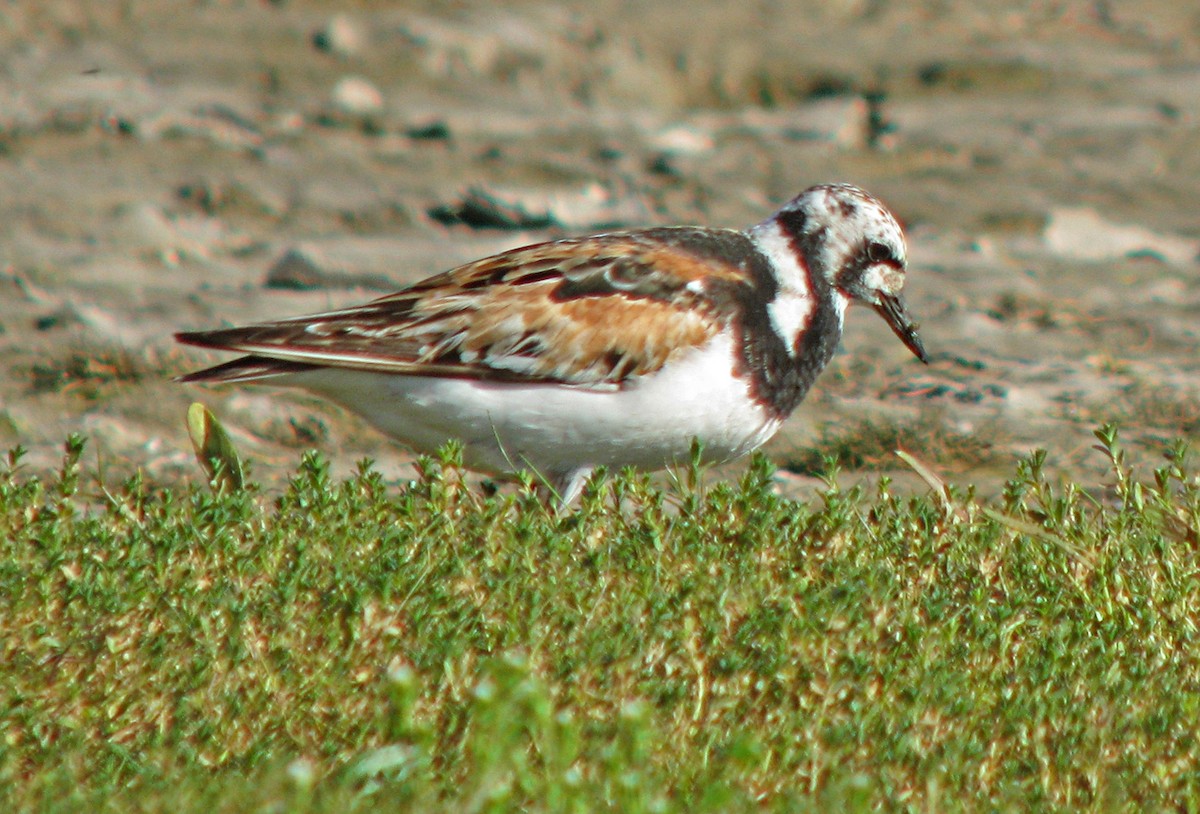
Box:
[186,402,244,493]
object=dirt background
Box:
[3,0,1200,498]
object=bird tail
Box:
[175,332,318,383]
[174,354,319,384]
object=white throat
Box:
[749,219,830,356]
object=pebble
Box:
[1043,207,1197,265]
[331,76,384,117]
[648,124,714,156]
[404,119,452,141]
[35,306,84,332]
[779,96,871,149]
[428,184,648,232]
[313,14,366,58]
[110,203,182,261]
[136,106,264,150]
[264,246,397,291]
[429,187,556,230]
[265,248,325,290]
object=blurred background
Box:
[1,0,1198,494]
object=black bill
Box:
[874,292,929,363]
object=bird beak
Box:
[874,292,929,363]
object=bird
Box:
[176,183,928,504]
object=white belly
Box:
[288,333,780,480]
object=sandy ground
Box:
[3,0,1200,499]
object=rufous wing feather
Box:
[177,231,749,388]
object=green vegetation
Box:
[1080,382,1200,441]
[29,348,148,398]
[3,426,1200,812]
[785,412,1002,475]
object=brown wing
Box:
[177,229,753,388]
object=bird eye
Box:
[866,241,892,263]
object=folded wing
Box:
[177,230,748,389]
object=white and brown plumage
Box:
[177,183,928,503]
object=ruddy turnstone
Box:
[177,183,928,503]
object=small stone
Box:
[428,187,556,231]
[111,203,175,249]
[313,14,366,58]
[265,249,325,290]
[264,246,397,291]
[648,125,713,156]
[404,119,451,141]
[647,153,680,177]
[35,307,83,332]
[780,96,871,150]
[429,184,648,232]
[331,76,384,117]
[1044,208,1197,265]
